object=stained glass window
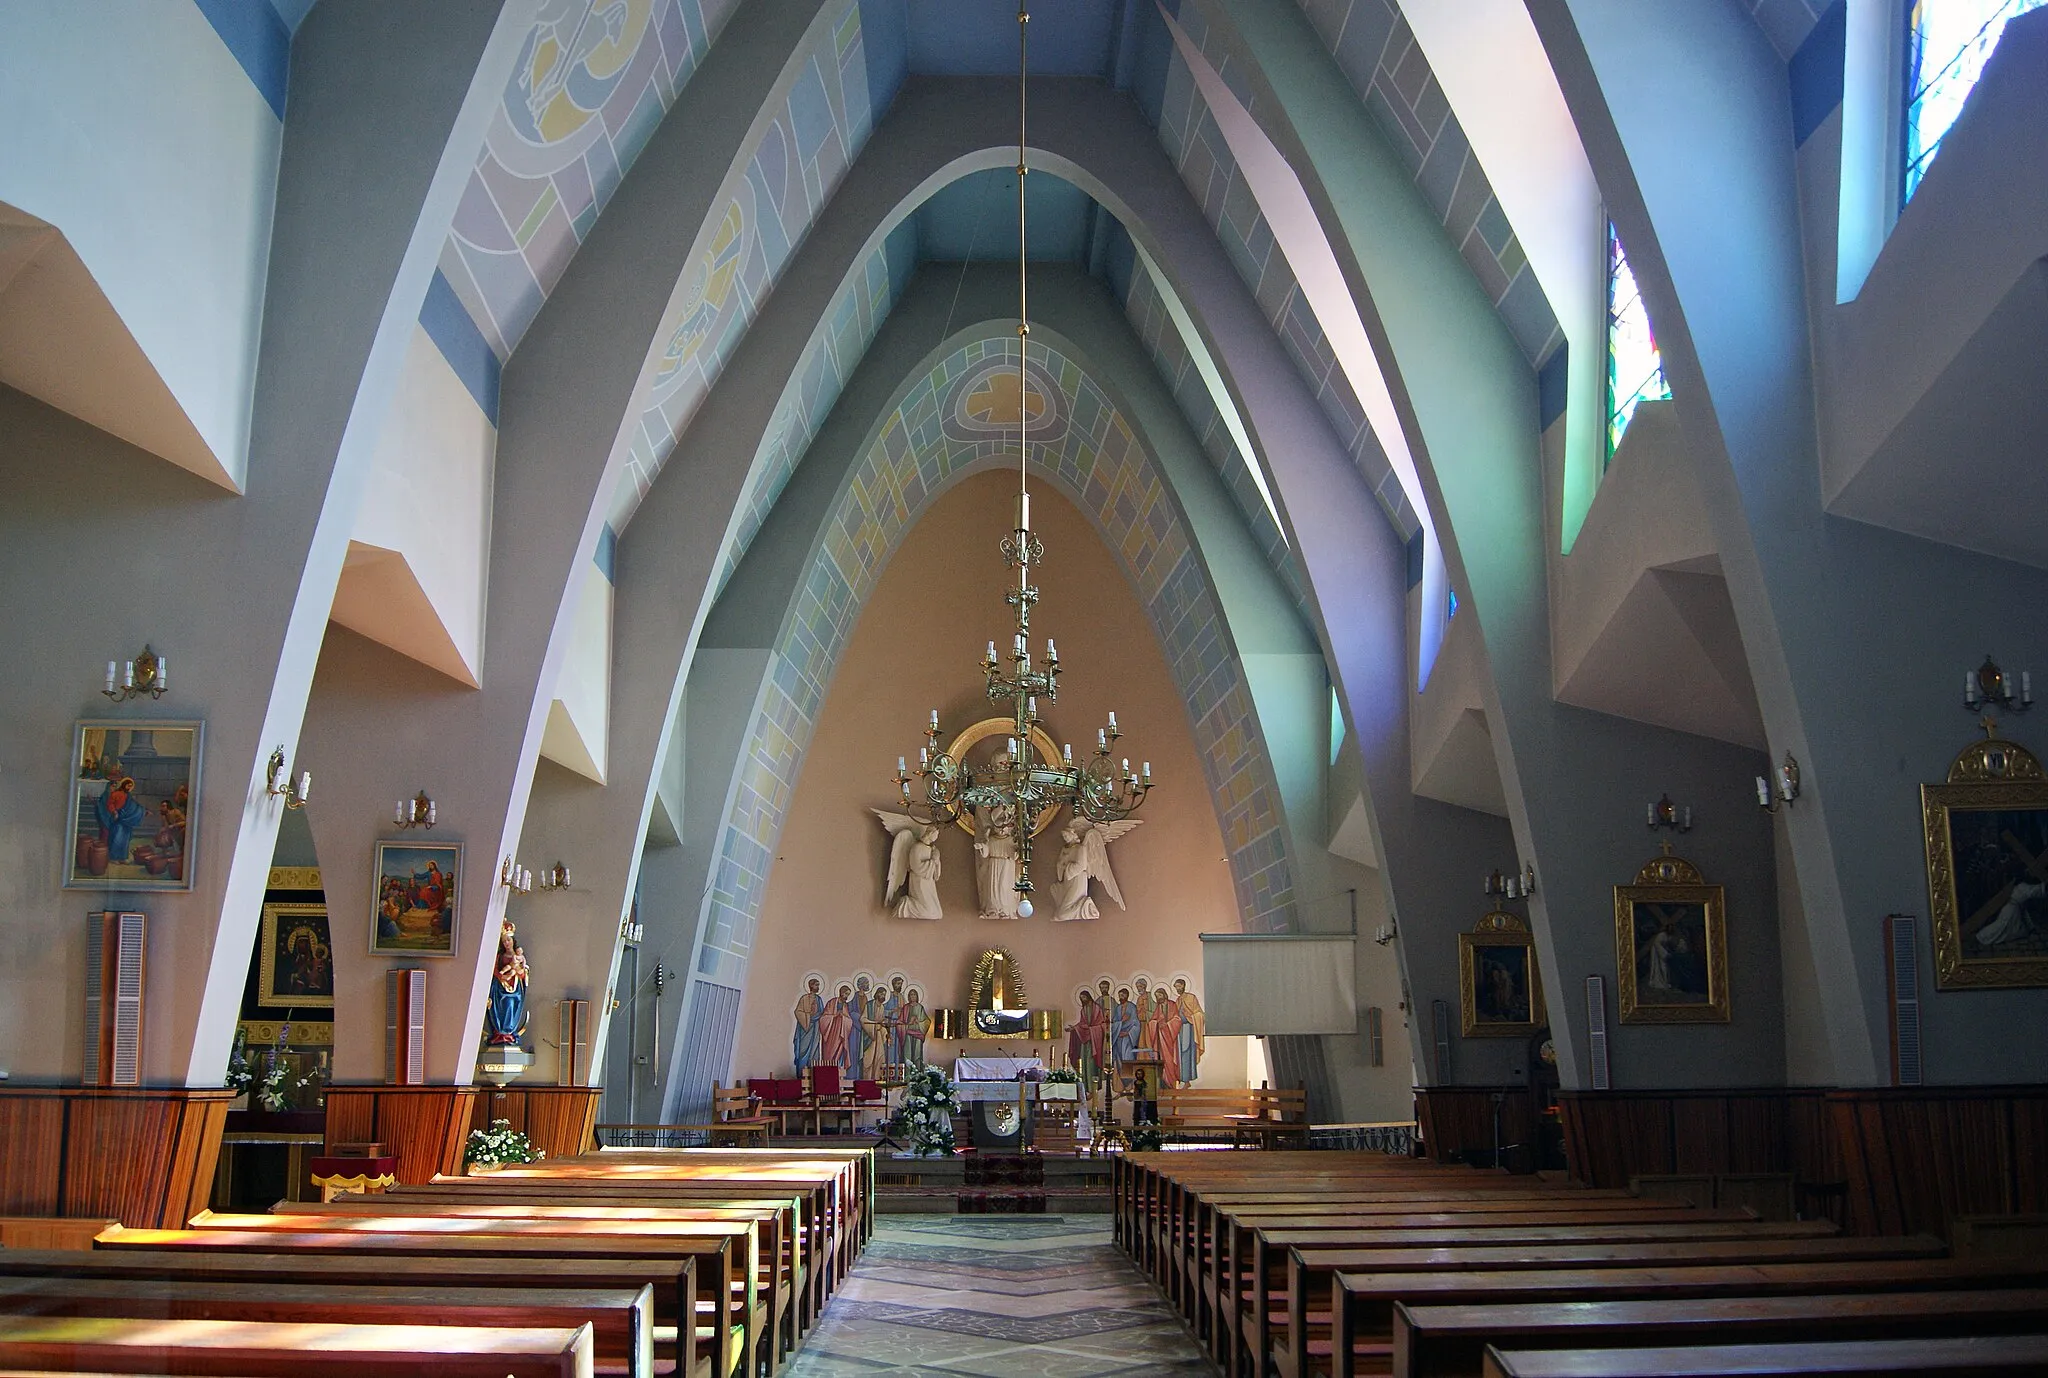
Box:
[1905,0,2045,202]
[1606,221,1669,462]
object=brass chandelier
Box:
[891,1,1154,917]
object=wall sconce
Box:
[102,646,168,702]
[1647,794,1692,833]
[394,791,437,830]
[1755,753,1801,812]
[1371,921,1398,947]
[1964,654,2032,714]
[500,857,534,893]
[1483,863,1537,900]
[264,747,311,810]
[620,916,644,945]
[537,862,572,893]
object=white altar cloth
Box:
[953,1055,1044,1081]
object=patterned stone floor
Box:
[784,1216,1214,1377]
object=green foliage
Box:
[1129,1121,1165,1152]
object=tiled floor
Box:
[785,1216,1214,1376]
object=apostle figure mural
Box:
[873,810,944,920]
[793,970,935,1079]
[1075,970,1203,1088]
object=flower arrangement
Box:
[1043,1068,1080,1086]
[225,1024,320,1112]
[224,1027,255,1099]
[890,1064,962,1157]
[466,1118,544,1168]
[1129,1121,1165,1152]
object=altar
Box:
[955,1055,1042,1081]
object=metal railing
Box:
[1307,1120,1418,1155]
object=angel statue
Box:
[972,798,1020,920]
[1049,819,1144,922]
[873,809,944,920]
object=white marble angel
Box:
[973,799,1021,920]
[873,809,944,920]
[1049,818,1143,922]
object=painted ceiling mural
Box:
[610,4,875,531]
[440,0,744,362]
[695,335,1301,998]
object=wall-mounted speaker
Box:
[557,998,590,1086]
[1885,914,1923,1087]
[386,968,426,1085]
[85,910,146,1087]
[1365,1006,1384,1068]
[1585,975,1610,1091]
[1430,999,1452,1083]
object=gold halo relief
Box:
[945,717,1065,837]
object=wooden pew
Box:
[390,1179,832,1326]
[0,1246,690,1377]
[1332,1257,2048,1378]
[184,1211,771,1377]
[0,1275,654,1378]
[1395,1289,2048,1378]
[97,1225,750,1378]
[0,1314,595,1377]
[1482,1335,2048,1376]
[290,1196,811,1355]
[1280,1235,1950,1378]
[1214,1218,1834,1378]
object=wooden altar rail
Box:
[0,1086,231,1227]
[471,1085,601,1160]
[1555,1086,2048,1238]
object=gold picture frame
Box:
[945,719,1065,836]
[258,901,335,1009]
[1921,729,2048,990]
[1614,850,1729,1023]
[1458,911,1546,1037]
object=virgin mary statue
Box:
[484,921,530,1047]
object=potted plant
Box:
[466,1118,544,1173]
[890,1065,962,1157]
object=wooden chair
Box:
[711,1084,772,1146]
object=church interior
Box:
[3,0,2047,1373]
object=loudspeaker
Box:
[85,910,146,1087]
[1430,999,1452,1083]
[386,968,426,1085]
[557,998,590,1086]
[1364,1006,1384,1068]
[1585,975,1610,1090]
[1885,914,1923,1087]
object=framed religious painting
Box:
[1922,729,2048,989]
[259,901,335,1009]
[1613,849,1729,1023]
[1459,911,1546,1037]
[65,720,203,891]
[370,840,461,957]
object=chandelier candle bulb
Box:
[104,662,117,693]
[1097,728,1107,750]
[1064,743,1073,762]
[1108,711,1117,730]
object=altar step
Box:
[875,1150,1113,1214]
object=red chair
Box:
[809,1065,855,1134]
[811,1065,844,1100]
[853,1079,886,1131]
[750,1076,809,1134]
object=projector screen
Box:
[1199,933,1357,1035]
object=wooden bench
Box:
[293,1195,812,1355]
[184,1211,770,1377]
[1282,1235,1950,1378]
[0,1275,653,1378]
[0,1245,690,1377]
[0,1313,596,1377]
[1482,1334,2048,1376]
[98,1224,749,1378]
[1333,1257,2048,1378]
[0,1216,118,1250]
[1395,1288,2048,1378]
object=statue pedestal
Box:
[476,1047,533,1087]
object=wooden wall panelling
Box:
[1413,1087,1541,1167]
[1556,1089,1834,1192]
[0,1089,229,1227]
[322,1086,477,1184]
[471,1086,600,1160]
[1831,1086,2048,1238]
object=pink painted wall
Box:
[733,470,1251,1086]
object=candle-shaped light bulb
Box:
[1026,696,1037,719]
[901,779,911,800]
[1755,776,1771,808]
[1108,711,1118,731]
[298,771,311,802]
[123,661,134,688]
[1008,738,1018,758]
[1683,806,1692,829]
[155,656,166,690]
[105,661,118,692]
[988,641,998,662]
[898,756,907,773]
[1121,758,1130,776]
[396,800,407,825]
[919,747,930,767]
[1142,761,1150,781]
[1966,670,1979,705]
[1063,743,1073,763]
[930,708,940,728]
[1046,638,1057,659]
[2025,671,2034,705]
[427,801,437,826]
[1097,728,1107,750]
